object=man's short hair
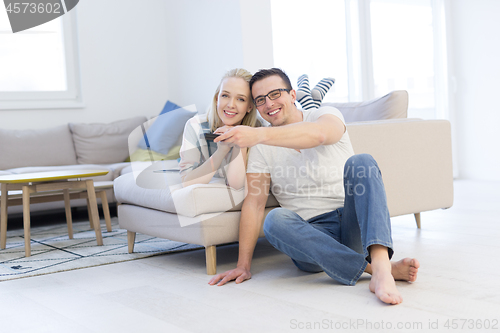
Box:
[250,68,293,92]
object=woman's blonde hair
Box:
[207,68,258,132]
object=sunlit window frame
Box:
[0,9,83,110]
[345,0,450,120]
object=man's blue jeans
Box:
[263,154,394,286]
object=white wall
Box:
[162,0,245,114]
[450,0,500,181]
[163,0,274,114]
[1,0,171,129]
[0,0,275,129]
[240,0,274,74]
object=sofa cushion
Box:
[119,159,179,176]
[100,162,132,180]
[128,146,181,162]
[69,116,147,164]
[0,125,77,170]
[137,105,197,155]
[323,90,408,123]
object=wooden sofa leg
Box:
[205,245,216,275]
[414,213,421,229]
[127,231,136,253]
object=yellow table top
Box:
[0,169,109,184]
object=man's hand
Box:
[213,126,262,148]
[208,266,252,286]
[214,125,234,135]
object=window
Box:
[271,0,449,120]
[0,8,82,110]
[271,0,350,103]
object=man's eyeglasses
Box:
[254,88,291,107]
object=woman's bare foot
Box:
[391,258,420,282]
[369,261,403,305]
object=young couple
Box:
[179,68,419,305]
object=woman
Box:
[179,68,259,189]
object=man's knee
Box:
[346,154,376,168]
[292,259,324,273]
[344,154,380,180]
[263,208,296,236]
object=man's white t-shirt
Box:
[246,106,355,220]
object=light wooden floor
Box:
[0,180,499,333]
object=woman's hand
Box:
[215,140,232,155]
[214,125,236,153]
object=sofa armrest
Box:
[346,119,454,217]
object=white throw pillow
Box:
[322,90,408,123]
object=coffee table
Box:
[0,169,110,257]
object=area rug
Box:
[0,217,202,282]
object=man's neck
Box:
[281,106,303,126]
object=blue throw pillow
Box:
[138,105,196,154]
[160,100,181,115]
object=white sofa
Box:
[114,91,455,275]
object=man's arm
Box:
[208,172,271,286]
[214,114,345,149]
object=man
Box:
[209,68,419,305]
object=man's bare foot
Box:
[363,258,419,304]
[392,258,420,282]
[367,245,409,305]
[365,258,420,282]
[369,261,403,305]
